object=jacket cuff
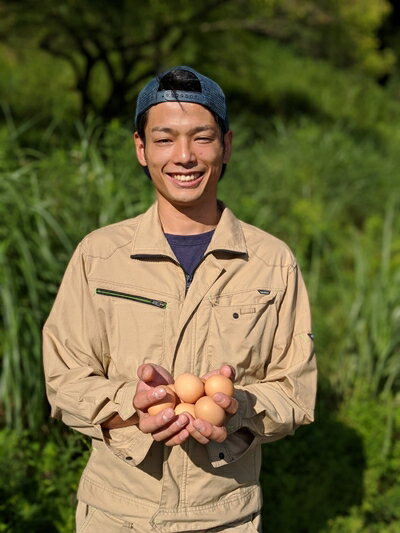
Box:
[114,380,139,420]
[101,424,154,466]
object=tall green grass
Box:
[0,120,153,429]
[337,202,400,398]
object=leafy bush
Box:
[0,427,89,532]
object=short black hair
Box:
[136,68,227,142]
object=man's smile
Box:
[166,172,204,183]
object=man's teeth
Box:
[171,174,201,182]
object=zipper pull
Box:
[185,272,193,293]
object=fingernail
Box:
[213,393,223,402]
[194,421,204,433]
[153,388,165,400]
[179,430,189,442]
[142,366,152,380]
[162,409,174,422]
[176,415,188,427]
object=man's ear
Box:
[223,130,233,164]
[133,132,147,166]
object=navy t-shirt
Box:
[165,230,214,276]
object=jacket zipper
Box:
[96,288,167,309]
[131,253,193,298]
[185,272,193,294]
[183,250,244,295]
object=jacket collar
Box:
[130,202,175,260]
[207,200,247,257]
[130,201,248,259]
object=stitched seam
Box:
[80,475,158,510]
[208,287,284,299]
[251,249,295,269]
[276,380,313,419]
[82,239,132,260]
[157,485,259,512]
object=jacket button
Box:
[125,456,133,461]
[233,313,239,319]
[219,452,225,459]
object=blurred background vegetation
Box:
[0,0,399,531]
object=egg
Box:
[194,396,226,426]
[204,374,234,398]
[174,373,205,404]
[174,403,196,417]
[147,385,176,416]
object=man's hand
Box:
[103,364,239,446]
[186,364,239,445]
[133,364,191,446]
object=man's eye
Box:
[196,137,213,143]
[155,138,172,144]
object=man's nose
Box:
[173,138,195,165]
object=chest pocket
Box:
[96,287,167,378]
[206,289,281,382]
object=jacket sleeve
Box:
[209,262,317,467]
[42,241,153,466]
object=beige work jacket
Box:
[43,202,317,532]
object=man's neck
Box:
[157,199,221,235]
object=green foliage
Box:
[0,0,395,121]
[322,393,400,532]
[0,119,154,430]
[261,384,400,533]
[261,379,365,532]
[0,427,89,532]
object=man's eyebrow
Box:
[151,127,175,133]
[189,125,217,134]
[150,125,217,134]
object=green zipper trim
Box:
[96,288,167,309]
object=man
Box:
[43,66,317,532]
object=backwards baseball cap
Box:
[134,65,229,133]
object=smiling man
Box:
[43,66,317,532]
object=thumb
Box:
[137,364,155,382]
[220,365,236,381]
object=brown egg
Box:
[194,396,226,426]
[174,373,205,404]
[174,403,196,417]
[204,374,234,398]
[147,385,176,416]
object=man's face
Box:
[134,102,232,210]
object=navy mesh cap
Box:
[135,66,229,132]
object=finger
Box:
[201,369,220,381]
[164,428,190,447]
[219,365,236,380]
[201,365,236,382]
[152,415,190,443]
[137,364,155,382]
[187,420,210,445]
[212,393,239,415]
[133,386,167,411]
[190,419,227,444]
[137,364,173,386]
[138,407,176,434]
